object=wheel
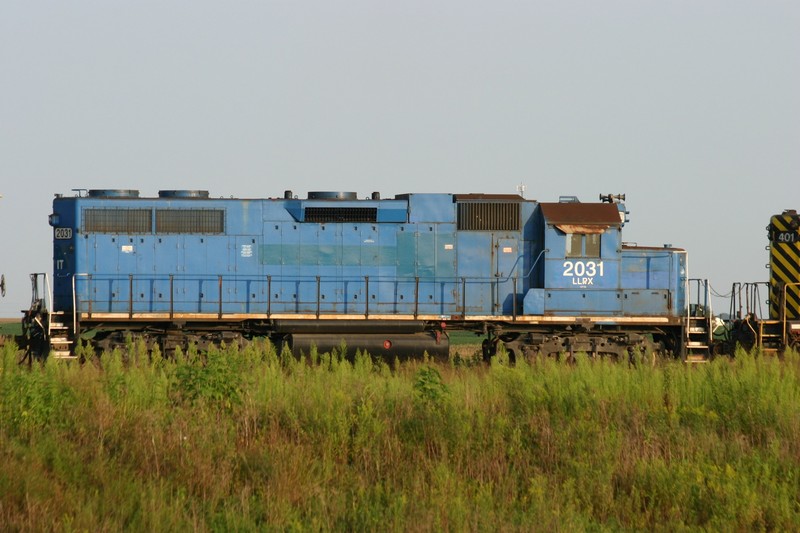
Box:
[789,339,800,355]
[711,342,727,357]
[506,349,516,365]
[481,339,496,363]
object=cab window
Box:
[566,233,601,258]
[566,234,582,257]
[585,234,601,257]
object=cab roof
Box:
[539,202,622,234]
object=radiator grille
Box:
[156,209,225,234]
[304,207,377,223]
[457,202,520,231]
[83,208,152,234]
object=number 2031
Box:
[562,260,604,277]
[54,228,72,239]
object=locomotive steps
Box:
[48,311,77,360]
[685,315,712,363]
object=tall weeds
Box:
[1,341,798,531]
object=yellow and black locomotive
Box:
[725,210,800,353]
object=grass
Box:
[1,340,799,531]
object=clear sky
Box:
[1,1,798,318]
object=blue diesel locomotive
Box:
[26,188,711,361]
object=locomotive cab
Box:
[524,200,623,316]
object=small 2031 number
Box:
[563,260,604,277]
[54,227,73,240]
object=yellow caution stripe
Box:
[770,214,800,319]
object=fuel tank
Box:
[285,332,449,360]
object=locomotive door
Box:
[77,234,95,315]
[236,236,258,314]
[196,236,231,315]
[52,229,74,312]
[340,224,361,314]
[93,235,115,315]
[134,235,154,313]
[456,232,493,315]
[291,223,350,315]
[495,237,518,315]
[111,235,155,313]
[92,235,152,315]
[84,234,118,314]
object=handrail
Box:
[70,271,531,317]
[414,277,419,318]
[218,275,223,319]
[45,273,53,339]
[730,281,769,320]
[685,278,690,344]
[69,263,692,319]
[686,277,713,346]
[499,248,549,283]
[316,276,321,319]
[267,275,272,316]
[364,276,369,318]
[781,282,800,347]
[71,272,536,284]
[28,273,54,339]
[72,274,77,335]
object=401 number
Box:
[774,231,798,244]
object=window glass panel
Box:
[585,234,601,257]
[566,234,582,257]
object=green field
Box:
[1,340,799,531]
[0,320,21,337]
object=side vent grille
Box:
[305,207,377,223]
[83,208,152,234]
[156,209,225,234]
[457,202,520,231]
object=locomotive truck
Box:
[21,189,714,362]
